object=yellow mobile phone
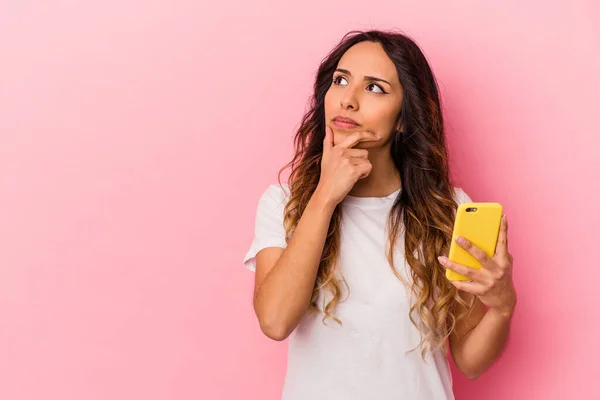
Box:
[446,202,504,281]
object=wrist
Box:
[311,187,338,212]
[488,306,515,320]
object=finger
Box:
[337,131,381,149]
[344,148,369,159]
[455,236,494,270]
[494,214,509,259]
[323,126,334,155]
[438,256,483,283]
[349,157,371,166]
[450,280,489,297]
[354,162,372,179]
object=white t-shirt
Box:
[243,183,473,400]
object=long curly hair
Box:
[277,29,474,359]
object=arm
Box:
[441,214,517,379]
[253,188,336,341]
[252,128,377,341]
[449,292,514,379]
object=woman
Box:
[243,29,517,400]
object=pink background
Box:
[1,1,599,399]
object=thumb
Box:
[323,126,333,153]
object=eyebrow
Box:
[335,68,392,86]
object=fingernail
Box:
[438,256,447,265]
[457,236,467,245]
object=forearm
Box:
[254,188,336,339]
[456,307,514,379]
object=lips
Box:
[332,116,360,129]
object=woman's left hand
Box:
[438,214,517,317]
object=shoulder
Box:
[452,186,473,205]
[260,183,290,204]
[256,183,291,213]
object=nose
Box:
[340,86,359,111]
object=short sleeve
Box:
[453,187,473,206]
[243,184,289,272]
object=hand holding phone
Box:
[445,202,503,281]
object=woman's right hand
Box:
[315,126,381,207]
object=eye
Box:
[333,75,348,85]
[367,83,386,94]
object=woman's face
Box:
[324,41,404,148]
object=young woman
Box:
[243,30,517,400]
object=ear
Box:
[395,119,403,133]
